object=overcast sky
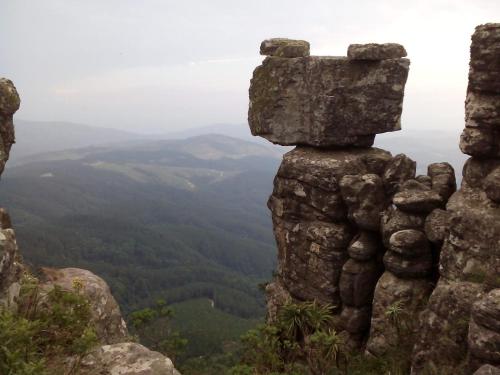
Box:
[1,0,499,134]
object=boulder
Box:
[389,229,429,258]
[260,38,310,57]
[40,267,129,344]
[383,251,433,279]
[249,54,409,146]
[381,206,426,247]
[393,189,443,214]
[463,157,500,188]
[460,127,500,158]
[347,43,407,60]
[339,174,388,231]
[382,154,416,194]
[466,91,500,128]
[428,162,456,200]
[79,342,179,375]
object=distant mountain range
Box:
[1,119,468,362]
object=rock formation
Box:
[0,78,180,374]
[251,28,499,374]
[412,23,500,374]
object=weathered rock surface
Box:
[347,43,407,60]
[468,289,500,368]
[347,231,380,261]
[393,188,443,214]
[428,162,456,200]
[382,154,416,194]
[0,78,19,176]
[366,272,433,356]
[468,23,500,93]
[0,226,24,307]
[389,229,429,258]
[339,259,381,307]
[40,267,129,345]
[249,42,410,146]
[339,174,387,230]
[474,365,500,375]
[484,166,500,203]
[79,342,179,375]
[260,38,310,57]
[424,208,450,245]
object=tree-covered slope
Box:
[0,135,281,318]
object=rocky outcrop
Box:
[79,342,180,375]
[0,78,180,374]
[249,40,410,147]
[249,39,461,353]
[411,24,500,374]
[40,267,129,345]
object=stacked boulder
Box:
[366,162,456,356]
[250,38,455,346]
[0,78,180,375]
[411,23,500,374]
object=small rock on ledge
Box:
[347,43,407,60]
[260,38,310,57]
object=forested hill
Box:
[0,134,281,318]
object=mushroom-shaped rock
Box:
[260,38,310,57]
[347,43,407,60]
[249,45,410,147]
[40,267,128,344]
[80,342,179,375]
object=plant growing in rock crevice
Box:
[0,274,99,375]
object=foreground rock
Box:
[79,342,180,375]
[40,267,129,344]
[249,41,410,147]
[0,77,181,374]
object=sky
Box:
[1,0,499,134]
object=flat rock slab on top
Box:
[347,43,407,60]
[260,38,310,58]
[249,49,409,147]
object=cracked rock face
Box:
[248,54,409,147]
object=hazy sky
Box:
[1,0,499,134]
